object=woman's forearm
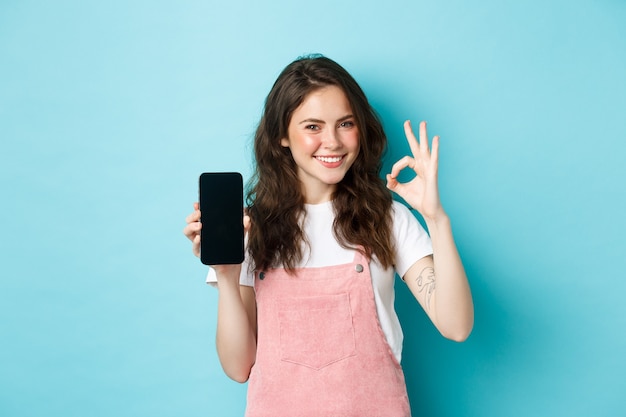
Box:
[425,213,474,341]
[215,273,257,382]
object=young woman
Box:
[183,55,473,417]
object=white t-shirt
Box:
[206,200,433,362]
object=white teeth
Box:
[316,156,343,163]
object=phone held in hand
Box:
[199,172,245,265]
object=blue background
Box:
[1,0,625,416]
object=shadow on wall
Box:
[397,254,562,416]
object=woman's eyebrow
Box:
[298,114,354,125]
[298,118,325,125]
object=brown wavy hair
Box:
[246,55,394,272]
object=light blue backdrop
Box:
[1,0,625,416]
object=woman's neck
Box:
[301,183,336,205]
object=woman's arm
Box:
[387,121,474,341]
[214,268,257,382]
[402,217,473,341]
[184,203,258,381]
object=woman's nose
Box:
[321,128,341,149]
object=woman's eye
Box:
[340,121,355,128]
[305,124,320,131]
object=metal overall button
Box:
[355,264,364,273]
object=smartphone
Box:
[199,172,245,265]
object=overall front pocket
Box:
[277,293,356,370]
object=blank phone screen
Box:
[199,172,244,265]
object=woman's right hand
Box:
[183,202,202,257]
[183,202,251,277]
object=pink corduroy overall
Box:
[245,251,411,417]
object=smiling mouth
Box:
[315,155,344,163]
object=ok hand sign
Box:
[386,120,446,222]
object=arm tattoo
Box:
[415,267,436,311]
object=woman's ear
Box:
[280,137,290,147]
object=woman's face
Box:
[280,85,360,204]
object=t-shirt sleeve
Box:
[205,254,255,288]
[392,201,434,278]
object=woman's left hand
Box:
[386,120,446,221]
